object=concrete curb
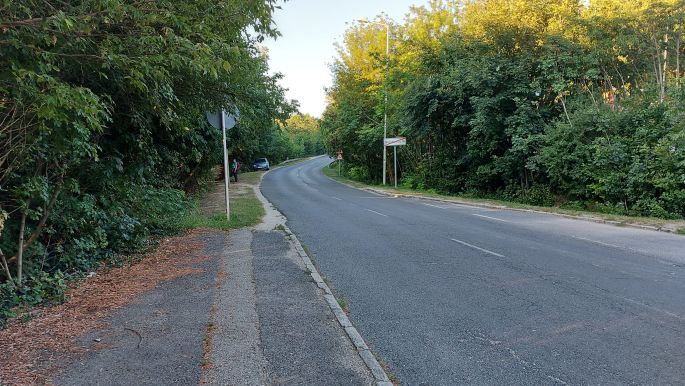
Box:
[256,168,393,386]
[358,186,679,235]
[281,226,392,385]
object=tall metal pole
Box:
[393,145,397,189]
[221,111,230,220]
[382,23,389,185]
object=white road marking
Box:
[450,238,505,258]
[365,209,389,217]
[452,203,497,210]
[472,213,511,223]
[418,201,499,211]
[420,201,497,211]
[571,236,622,249]
[331,196,343,201]
[617,294,685,321]
[547,375,568,385]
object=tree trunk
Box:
[16,210,27,286]
[559,94,572,127]
[6,183,62,265]
[653,54,661,90]
[662,33,669,101]
[654,37,664,102]
[0,248,14,286]
[677,35,681,79]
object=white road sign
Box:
[384,137,406,146]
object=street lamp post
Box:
[358,19,390,185]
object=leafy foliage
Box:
[322,0,685,219]
[0,0,298,323]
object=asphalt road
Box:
[261,157,685,385]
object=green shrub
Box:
[518,184,555,207]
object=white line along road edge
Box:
[255,167,393,386]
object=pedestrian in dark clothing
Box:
[230,159,241,182]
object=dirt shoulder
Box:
[0,176,263,385]
[0,230,214,385]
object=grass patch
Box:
[301,244,318,268]
[201,314,216,368]
[174,187,265,231]
[677,228,685,235]
[322,161,368,189]
[234,170,264,186]
[336,297,349,313]
[378,358,400,385]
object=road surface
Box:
[262,157,685,385]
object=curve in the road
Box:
[262,156,685,385]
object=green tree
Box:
[0,0,293,318]
[322,0,685,217]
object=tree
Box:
[0,0,293,314]
[322,0,685,217]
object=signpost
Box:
[383,137,406,146]
[207,109,239,220]
[336,150,343,176]
[383,137,406,188]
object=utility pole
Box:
[221,111,230,220]
[358,18,390,185]
[383,22,389,186]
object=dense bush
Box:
[322,0,685,219]
[0,1,298,324]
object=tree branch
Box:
[0,248,14,286]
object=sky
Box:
[263,0,428,118]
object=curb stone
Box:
[257,169,393,386]
[283,221,391,385]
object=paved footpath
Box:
[54,185,373,385]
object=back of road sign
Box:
[206,110,238,130]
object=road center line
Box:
[471,213,511,223]
[450,238,505,258]
[365,209,389,217]
[331,196,343,201]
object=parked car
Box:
[253,158,270,170]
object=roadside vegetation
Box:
[323,161,685,233]
[0,1,325,326]
[322,0,685,222]
[176,171,266,231]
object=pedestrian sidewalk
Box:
[203,227,372,385]
[50,180,378,385]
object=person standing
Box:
[230,158,241,182]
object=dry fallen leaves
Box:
[0,229,219,386]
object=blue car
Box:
[253,158,270,170]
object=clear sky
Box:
[263,0,427,118]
